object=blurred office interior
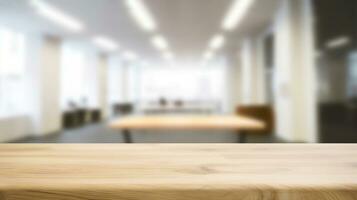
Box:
[0,0,356,143]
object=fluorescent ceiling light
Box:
[30,0,84,32]
[222,0,255,31]
[93,36,118,51]
[203,51,214,60]
[125,0,156,32]
[326,36,351,49]
[123,51,138,60]
[163,51,174,60]
[151,35,169,50]
[209,34,225,50]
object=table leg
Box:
[122,129,133,143]
[238,131,247,143]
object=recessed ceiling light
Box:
[163,51,174,60]
[123,51,138,61]
[203,51,214,60]
[92,36,118,51]
[30,0,84,32]
[125,0,156,32]
[222,0,255,31]
[151,35,169,51]
[326,36,351,49]
[209,34,225,50]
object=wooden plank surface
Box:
[0,144,357,199]
[109,115,265,131]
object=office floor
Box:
[12,123,277,143]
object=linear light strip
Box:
[326,36,350,49]
[125,0,156,32]
[93,36,119,51]
[209,34,225,50]
[222,0,255,31]
[30,0,84,32]
[151,35,169,51]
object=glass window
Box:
[60,42,99,110]
[139,66,226,108]
[107,56,124,104]
[0,27,26,117]
[347,52,357,98]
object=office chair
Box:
[236,105,275,142]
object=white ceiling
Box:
[146,0,231,61]
[0,0,279,63]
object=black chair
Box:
[113,103,134,116]
[159,97,168,107]
[76,108,87,126]
[62,110,77,129]
[89,109,102,123]
[236,105,275,143]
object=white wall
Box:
[0,116,31,142]
[0,29,40,142]
[107,55,123,117]
[0,34,62,142]
[117,60,139,104]
[85,49,100,108]
[273,0,317,142]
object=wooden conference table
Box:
[110,115,265,143]
[1,144,357,200]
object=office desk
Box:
[110,115,265,143]
[0,144,357,200]
[139,104,215,114]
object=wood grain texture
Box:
[1,144,357,199]
[109,115,265,131]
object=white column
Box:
[240,38,266,105]
[29,35,61,135]
[121,62,130,103]
[256,36,267,104]
[120,60,137,103]
[273,0,317,142]
[98,54,109,120]
[224,52,241,113]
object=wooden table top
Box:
[1,144,357,199]
[110,115,265,131]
